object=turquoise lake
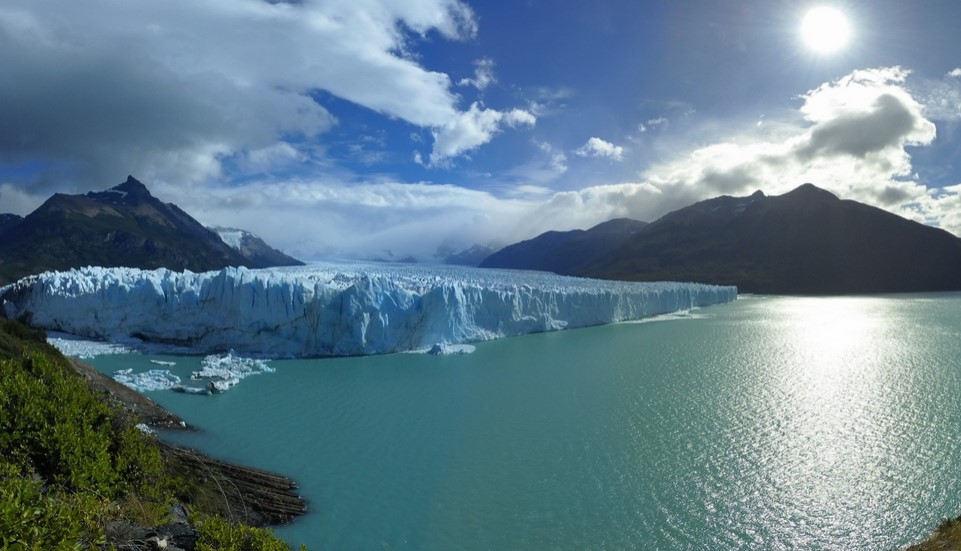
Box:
[85,294,961,549]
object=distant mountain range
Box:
[441,244,501,266]
[480,218,648,273]
[482,184,961,294]
[0,176,302,285]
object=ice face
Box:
[1,263,737,358]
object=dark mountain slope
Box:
[0,176,301,285]
[584,184,961,294]
[0,214,23,236]
[211,227,302,268]
[480,218,648,274]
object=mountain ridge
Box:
[0,176,302,285]
[484,183,961,294]
[480,218,648,274]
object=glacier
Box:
[0,263,737,358]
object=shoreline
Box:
[68,356,308,529]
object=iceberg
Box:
[0,263,737,358]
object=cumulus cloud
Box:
[574,137,625,161]
[7,57,961,261]
[450,65,960,251]
[116,66,961,259]
[794,67,935,161]
[0,0,529,190]
[429,103,535,166]
[949,68,961,78]
[596,68,933,221]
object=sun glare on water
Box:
[801,6,851,54]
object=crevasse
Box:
[0,263,737,357]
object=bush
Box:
[0,461,105,550]
[0,353,167,499]
[196,514,305,551]
[0,328,307,549]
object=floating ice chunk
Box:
[192,353,274,380]
[623,309,710,324]
[46,331,133,359]
[426,343,476,355]
[150,359,176,366]
[185,352,274,394]
[208,378,239,393]
[113,368,181,392]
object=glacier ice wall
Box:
[1,263,737,357]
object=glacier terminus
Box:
[0,262,737,358]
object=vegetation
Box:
[904,517,961,550]
[195,515,305,551]
[0,318,304,550]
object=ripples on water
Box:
[87,294,961,550]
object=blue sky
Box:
[1,0,961,261]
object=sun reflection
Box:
[761,297,895,524]
[789,297,878,358]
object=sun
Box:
[801,6,851,54]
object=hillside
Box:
[480,218,648,274]
[485,184,961,294]
[0,176,301,285]
[0,318,306,549]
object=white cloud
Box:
[915,72,961,122]
[507,184,553,197]
[240,143,307,173]
[0,182,42,216]
[575,137,625,161]
[429,103,535,166]
[458,58,496,90]
[0,0,529,189]
[8,59,961,263]
[502,141,567,184]
[167,66,961,261]
[948,68,961,78]
[616,66,960,230]
[176,177,531,260]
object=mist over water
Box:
[87,294,961,549]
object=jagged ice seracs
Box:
[0,263,737,358]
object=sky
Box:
[2,0,961,261]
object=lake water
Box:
[85,294,961,550]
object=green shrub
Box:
[0,329,306,550]
[0,353,167,498]
[0,461,105,550]
[195,514,305,551]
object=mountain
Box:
[480,218,648,274]
[443,244,500,266]
[211,227,302,268]
[486,184,961,294]
[0,214,23,237]
[0,176,302,285]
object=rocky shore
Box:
[66,356,308,547]
[68,357,188,429]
